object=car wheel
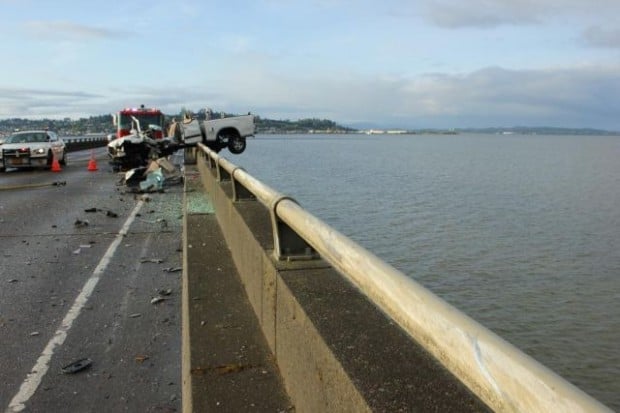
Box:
[228,135,246,154]
[46,151,53,168]
[59,151,67,166]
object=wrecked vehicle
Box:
[108,108,255,171]
[0,130,66,172]
[177,109,255,154]
[107,116,180,172]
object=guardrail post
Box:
[270,197,318,261]
[231,167,256,201]
[216,158,231,182]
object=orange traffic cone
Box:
[51,154,62,172]
[87,150,98,171]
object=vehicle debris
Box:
[61,358,93,374]
[84,208,119,218]
[121,158,184,193]
[129,313,142,318]
[74,219,89,227]
[140,258,164,264]
[158,289,172,296]
[135,355,150,363]
[150,296,169,305]
[163,267,182,273]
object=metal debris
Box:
[163,267,182,273]
[140,258,164,264]
[74,219,89,227]
[150,296,169,305]
[61,358,93,374]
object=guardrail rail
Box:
[195,142,612,413]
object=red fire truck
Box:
[111,105,166,140]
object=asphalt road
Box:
[0,148,183,412]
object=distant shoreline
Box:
[0,116,618,137]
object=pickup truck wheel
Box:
[228,136,246,154]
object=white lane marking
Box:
[5,201,144,413]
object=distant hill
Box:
[0,113,354,136]
[0,115,617,136]
[457,126,620,136]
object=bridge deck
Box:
[182,174,292,412]
[182,164,490,412]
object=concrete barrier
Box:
[185,153,491,412]
[191,143,615,413]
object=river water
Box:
[235,133,619,409]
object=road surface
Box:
[0,149,183,412]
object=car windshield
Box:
[5,133,48,143]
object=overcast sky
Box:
[1,0,619,129]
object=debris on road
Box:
[150,296,169,305]
[129,313,142,318]
[140,258,164,264]
[120,158,184,193]
[61,358,93,374]
[135,355,150,363]
[158,289,172,296]
[84,208,119,218]
[74,219,89,228]
[163,267,182,273]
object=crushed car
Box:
[0,130,66,172]
[107,109,255,171]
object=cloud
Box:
[0,88,102,119]
[420,0,620,28]
[581,26,620,48]
[211,64,620,129]
[1,64,619,130]
[23,20,123,40]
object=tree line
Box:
[0,113,353,136]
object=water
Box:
[235,133,620,409]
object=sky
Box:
[0,0,619,130]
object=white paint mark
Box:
[5,201,144,413]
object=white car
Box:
[0,130,66,172]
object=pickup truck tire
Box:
[228,135,246,155]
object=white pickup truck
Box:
[177,111,256,154]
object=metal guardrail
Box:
[64,136,108,152]
[196,143,612,413]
